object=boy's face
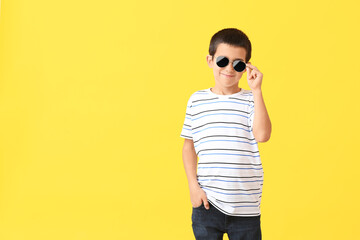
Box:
[206,43,248,88]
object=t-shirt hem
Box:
[180,134,193,140]
[207,198,261,217]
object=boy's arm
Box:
[252,89,272,142]
[182,138,210,209]
[182,139,199,189]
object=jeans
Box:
[191,201,261,240]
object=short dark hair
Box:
[209,28,252,63]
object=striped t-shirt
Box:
[180,87,264,217]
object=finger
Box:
[250,71,256,80]
[247,70,252,80]
[251,69,259,76]
[247,66,252,75]
[203,198,210,210]
[252,71,257,79]
[246,63,255,69]
[246,63,259,71]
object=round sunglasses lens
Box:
[216,56,229,68]
[233,60,246,72]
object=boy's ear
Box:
[206,55,211,62]
[206,55,213,68]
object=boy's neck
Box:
[211,85,242,95]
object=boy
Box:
[180,28,271,240]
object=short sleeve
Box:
[248,93,255,132]
[180,96,193,140]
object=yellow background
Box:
[1,0,359,239]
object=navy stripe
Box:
[198,166,263,170]
[180,134,192,139]
[193,121,248,130]
[198,179,263,183]
[198,175,263,179]
[232,204,260,208]
[194,139,257,148]
[198,162,262,166]
[192,100,251,108]
[191,108,249,117]
[193,112,248,121]
[198,153,260,157]
[202,187,261,195]
[198,148,259,154]
[210,197,258,204]
[199,184,261,191]
[193,126,251,134]
[194,135,255,144]
[192,97,218,103]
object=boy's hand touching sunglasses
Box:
[246,62,263,92]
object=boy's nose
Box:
[225,63,235,73]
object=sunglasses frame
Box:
[215,56,247,72]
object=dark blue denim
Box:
[191,201,261,240]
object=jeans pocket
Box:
[193,202,204,209]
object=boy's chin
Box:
[218,75,241,81]
[216,79,239,86]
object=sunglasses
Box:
[215,56,246,72]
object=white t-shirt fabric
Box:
[180,87,263,217]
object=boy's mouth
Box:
[222,73,234,77]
